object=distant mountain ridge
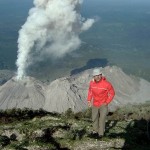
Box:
[0,70,14,85]
[0,66,150,112]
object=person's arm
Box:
[105,83,115,105]
[87,82,93,107]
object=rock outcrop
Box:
[0,66,150,112]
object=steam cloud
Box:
[16,0,95,79]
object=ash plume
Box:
[16,0,95,80]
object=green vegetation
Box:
[0,103,150,150]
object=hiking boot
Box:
[97,135,103,139]
[88,132,103,139]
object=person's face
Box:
[93,74,102,82]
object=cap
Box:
[92,68,102,76]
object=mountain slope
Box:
[0,66,150,112]
[0,77,45,110]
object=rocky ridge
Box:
[0,66,150,113]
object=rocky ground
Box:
[0,103,150,150]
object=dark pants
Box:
[92,105,108,136]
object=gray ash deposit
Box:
[0,66,150,113]
[0,76,45,110]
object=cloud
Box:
[16,0,95,79]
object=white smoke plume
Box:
[16,0,95,79]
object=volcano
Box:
[0,76,45,110]
[0,66,150,112]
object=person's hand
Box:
[103,103,107,106]
[88,101,92,107]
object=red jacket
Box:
[87,77,115,107]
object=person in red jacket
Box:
[87,68,115,138]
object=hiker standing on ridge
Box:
[87,68,115,138]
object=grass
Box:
[0,103,150,149]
